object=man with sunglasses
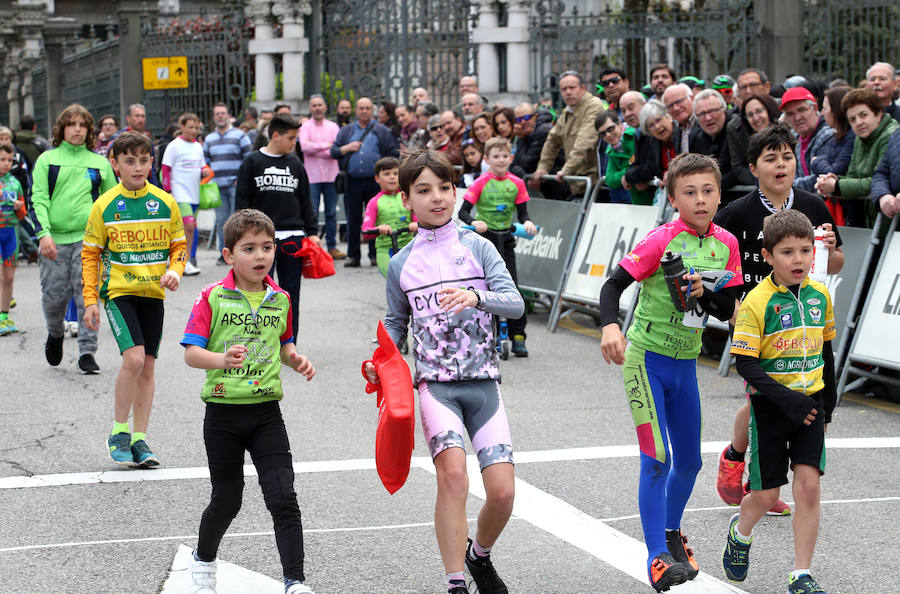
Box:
[598,68,630,113]
[510,103,569,200]
[532,71,607,198]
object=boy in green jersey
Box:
[182,209,317,594]
[361,156,417,277]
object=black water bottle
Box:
[661,251,695,312]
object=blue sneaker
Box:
[131,440,160,467]
[284,578,315,593]
[788,573,827,593]
[723,512,752,582]
[0,319,11,336]
[4,318,18,333]
[107,433,136,467]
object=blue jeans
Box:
[214,184,237,252]
[309,182,338,250]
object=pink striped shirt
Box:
[299,118,340,184]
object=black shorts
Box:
[746,396,826,491]
[105,296,164,357]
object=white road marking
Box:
[418,457,748,593]
[162,544,282,593]
[3,437,898,491]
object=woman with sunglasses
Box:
[596,109,651,204]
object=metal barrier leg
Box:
[717,338,733,376]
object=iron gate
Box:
[804,0,900,85]
[530,0,753,104]
[60,40,121,130]
[318,0,477,110]
[141,2,253,133]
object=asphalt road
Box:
[1,243,898,594]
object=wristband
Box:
[471,289,481,308]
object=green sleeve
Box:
[605,151,628,189]
[30,153,51,238]
[99,158,118,194]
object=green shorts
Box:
[178,202,198,219]
[105,296,165,357]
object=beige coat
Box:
[536,92,606,194]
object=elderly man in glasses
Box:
[510,102,570,200]
[686,89,738,190]
[532,70,607,198]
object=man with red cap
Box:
[780,87,834,192]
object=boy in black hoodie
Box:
[235,114,321,342]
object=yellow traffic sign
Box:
[142,56,189,90]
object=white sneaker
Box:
[66,321,78,337]
[285,581,315,594]
[189,553,216,594]
[184,261,202,276]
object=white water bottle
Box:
[810,228,829,283]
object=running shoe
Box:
[511,335,528,358]
[78,354,100,375]
[4,318,18,333]
[107,433,136,467]
[716,446,744,505]
[722,512,752,582]
[9,297,14,307]
[190,552,216,594]
[131,440,160,467]
[45,334,64,366]
[465,538,508,594]
[744,481,792,516]
[665,529,699,580]
[184,261,202,276]
[0,319,11,336]
[448,585,469,594]
[787,572,827,593]
[66,320,78,337]
[284,579,315,594]
[648,552,689,592]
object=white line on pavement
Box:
[2,437,899,490]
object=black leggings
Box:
[484,229,527,337]
[197,401,305,581]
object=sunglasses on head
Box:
[514,113,534,124]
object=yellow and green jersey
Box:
[82,182,186,306]
[731,274,836,395]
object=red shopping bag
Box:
[280,238,335,279]
[361,321,415,494]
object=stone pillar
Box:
[247,0,276,105]
[505,0,532,95]
[13,0,45,122]
[116,0,159,115]
[473,0,500,94]
[42,18,79,126]
[755,0,802,84]
[7,69,20,129]
[272,0,311,110]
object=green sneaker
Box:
[107,432,137,467]
[722,512,752,582]
[4,318,18,333]
[788,573,827,593]
[131,440,160,467]
[0,319,11,336]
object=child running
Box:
[599,153,743,592]
[713,124,843,515]
[458,136,536,357]
[364,150,523,594]
[0,143,26,335]
[162,112,211,276]
[182,208,317,594]
[722,208,836,594]
[361,156,417,277]
[82,131,186,467]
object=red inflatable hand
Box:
[361,321,415,494]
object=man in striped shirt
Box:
[204,103,251,259]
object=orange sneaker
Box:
[665,529,699,580]
[716,446,744,505]
[648,552,689,592]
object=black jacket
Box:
[235,150,317,236]
[511,110,563,178]
[624,131,663,185]
[689,111,737,189]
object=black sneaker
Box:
[448,579,469,594]
[45,334,64,366]
[666,529,699,580]
[77,354,100,375]
[649,552,689,592]
[344,258,360,268]
[216,255,227,266]
[465,539,508,594]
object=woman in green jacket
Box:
[816,88,899,228]
[596,110,654,205]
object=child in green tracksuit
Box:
[362,157,417,277]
